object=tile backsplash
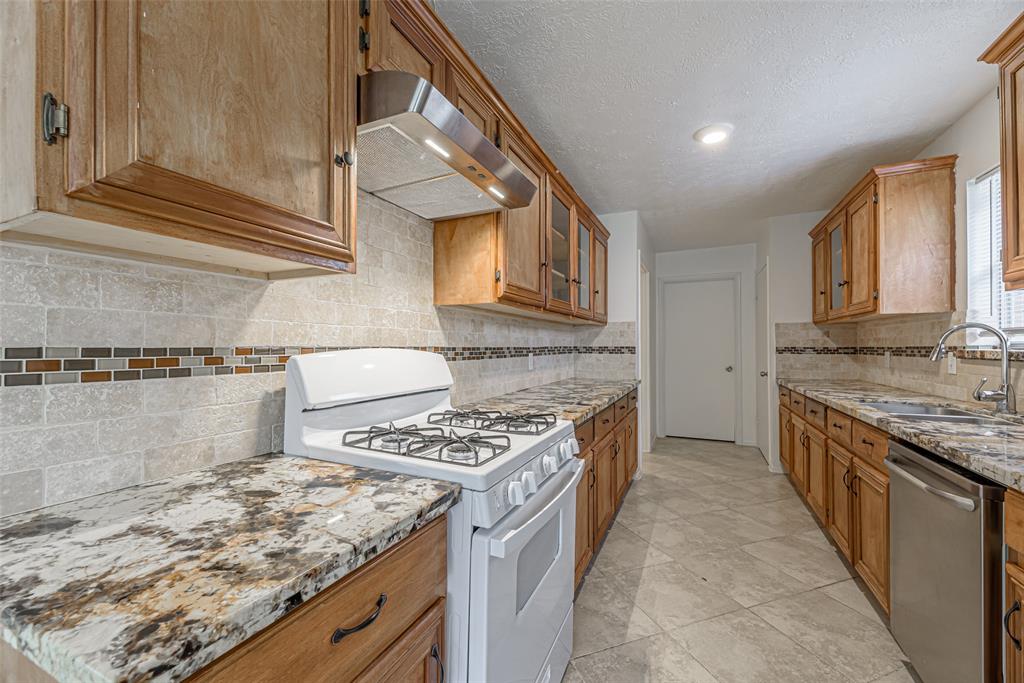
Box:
[0,192,635,516]
[775,313,1024,412]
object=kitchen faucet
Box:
[929,322,1016,414]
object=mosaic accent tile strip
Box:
[0,345,636,386]
[775,345,1024,362]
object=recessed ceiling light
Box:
[693,123,734,145]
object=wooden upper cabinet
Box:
[811,233,828,323]
[593,232,609,323]
[575,214,595,320]
[364,0,446,90]
[35,0,358,274]
[809,156,955,321]
[981,14,1024,290]
[546,181,576,315]
[845,185,878,315]
[446,65,498,144]
[498,128,547,307]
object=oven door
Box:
[468,459,583,683]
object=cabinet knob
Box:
[334,151,354,167]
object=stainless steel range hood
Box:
[357,71,537,220]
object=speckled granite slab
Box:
[461,378,639,426]
[779,379,1024,491]
[0,455,460,683]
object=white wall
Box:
[915,89,1000,310]
[655,243,758,445]
[600,210,640,323]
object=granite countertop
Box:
[462,378,640,426]
[0,455,460,683]
[779,378,1024,491]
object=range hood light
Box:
[488,187,506,200]
[424,138,450,158]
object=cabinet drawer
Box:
[789,392,806,416]
[575,419,595,454]
[189,518,447,683]
[594,405,615,442]
[804,399,826,430]
[851,421,888,470]
[1005,489,1024,553]
[779,387,791,407]
[614,396,629,424]
[826,409,853,449]
[627,390,638,412]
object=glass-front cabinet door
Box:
[593,233,608,322]
[575,216,593,318]
[827,215,847,318]
[546,183,575,314]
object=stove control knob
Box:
[521,471,538,494]
[566,437,580,456]
[542,454,558,476]
[507,481,526,506]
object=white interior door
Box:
[756,265,770,462]
[663,278,736,441]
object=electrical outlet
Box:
[947,353,957,375]
[884,350,891,369]
[528,353,534,371]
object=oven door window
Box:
[517,514,561,612]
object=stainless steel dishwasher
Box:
[886,440,1004,683]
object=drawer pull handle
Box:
[1005,600,1022,652]
[431,643,446,683]
[861,438,875,447]
[842,469,851,489]
[602,418,610,424]
[331,593,387,644]
[809,409,818,416]
[832,422,843,429]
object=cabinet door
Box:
[353,600,445,683]
[790,415,807,493]
[805,427,828,524]
[46,0,357,271]
[593,234,609,322]
[497,129,547,306]
[812,233,829,323]
[575,216,595,319]
[574,450,594,588]
[827,214,848,318]
[446,65,498,144]
[998,42,1024,290]
[853,460,890,612]
[626,411,638,479]
[779,407,792,473]
[826,443,853,561]
[1006,564,1024,683]
[845,185,878,315]
[594,438,615,542]
[613,427,628,506]
[546,182,575,315]
[365,0,446,90]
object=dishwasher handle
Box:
[886,459,977,512]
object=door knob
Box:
[760,371,768,377]
[725,366,733,372]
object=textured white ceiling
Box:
[433,0,1022,251]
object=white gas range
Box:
[284,348,581,683]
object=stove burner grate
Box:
[428,410,557,435]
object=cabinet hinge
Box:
[359,27,370,52]
[495,269,502,282]
[873,290,879,300]
[359,0,370,17]
[41,92,68,145]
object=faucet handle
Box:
[973,377,991,402]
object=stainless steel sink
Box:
[862,402,1007,427]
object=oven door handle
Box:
[489,461,583,559]
[886,459,977,512]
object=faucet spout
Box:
[929,322,1015,415]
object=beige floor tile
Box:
[668,610,849,683]
[818,578,886,625]
[635,489,729,519]
[741,535,853,587]
[591,524,673,573]
[751,591,907,682]
[793,526,837,552]
[614,493,683,530]
[869,665,921,682]
[613,561,742,630]
[561,660,586,683]
[572,573,662,657]
[627,518,736,559]
[677,547,813,608]
[728,498,820,535]
[681,508,788,545]
[572,633,718,683]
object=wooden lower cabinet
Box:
[574,448,595,588]
[188,518,446,682]
[594,433,615,543]
[852,459,890,613]
[790,415,808,494]
[1006,564,1024,683]
[613,424,629,506]
[625,410,639,480]
[805,425,828,524]
[826,442,854,561]
[779,406,792,473]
